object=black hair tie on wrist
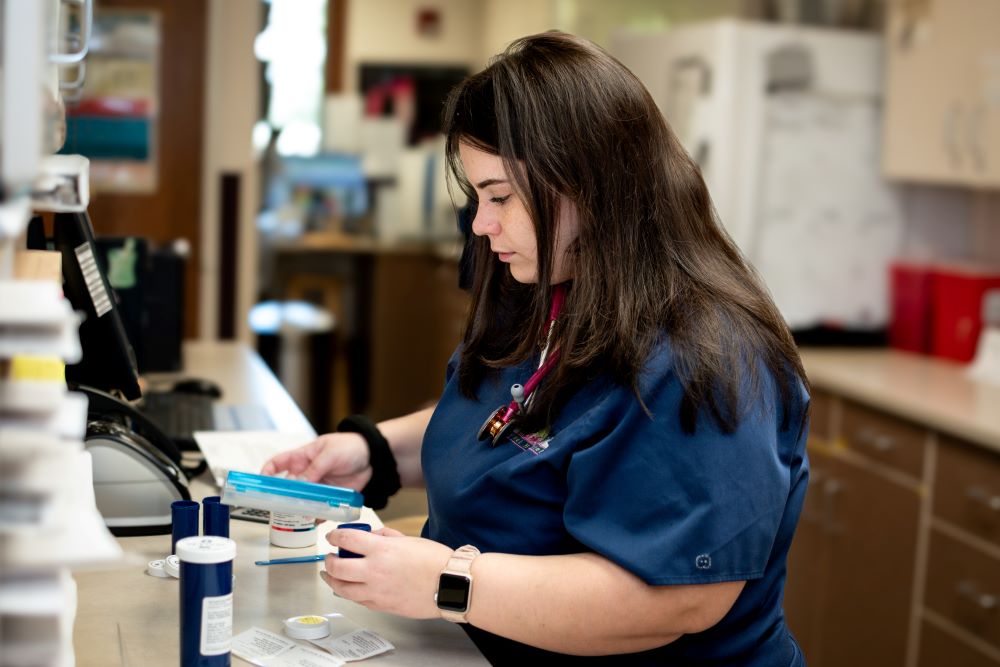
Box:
[336,415,400,510]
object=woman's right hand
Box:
[260,432,372,491]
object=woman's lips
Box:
[496,251,514,262]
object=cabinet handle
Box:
[968,104,987,173]
[59,60,86,93]
[965,486,1000,512]
[49,0,93,66]
[944,104,965,170]
[956,580,998,611]
[856,427,896,452]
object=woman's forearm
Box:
[377,406,434,487]
[466,551,743,655]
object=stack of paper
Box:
[0,217,120,667]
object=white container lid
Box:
[164,555,181,578]
[284,615,331,640]
[176,536,236,564]
[146,559,170,578]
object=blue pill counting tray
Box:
[221,471,363,522]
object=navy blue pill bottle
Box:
[176,536,236,666]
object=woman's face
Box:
[460,142,579,284]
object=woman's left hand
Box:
[320,526,454,619]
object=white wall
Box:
[343,0,486,92]
[480,0,557,64]
[199,0,261,342]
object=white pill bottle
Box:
[269,512,317,548]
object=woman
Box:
[263,31,810,665]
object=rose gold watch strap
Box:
[439,545,480,623]
[447,545,480,574]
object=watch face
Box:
[436,573,471,612]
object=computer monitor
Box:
[51,211,142,400]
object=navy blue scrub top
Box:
[422,340,810,666]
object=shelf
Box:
[0,392,89,440]
[0,450,121,572]
[0,380,68,415]
[0,429,81,461]
[0,281,83,362]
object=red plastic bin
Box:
[929,264,1000,363]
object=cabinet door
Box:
[919,622,1000,667]
[819,455,921,667]
[969,2,1000,185]
[784,447,833,665]
[883,0,975,185]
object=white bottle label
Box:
[270,512,316,532]
[200,592,233,656]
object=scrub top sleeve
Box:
[561,359,793,586]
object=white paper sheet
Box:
[232,627,345,667]
[194,431,314,486]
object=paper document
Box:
[232,620,394,666]
[308,614,394,661]
[194,431,314,486]
[232,628,344,667]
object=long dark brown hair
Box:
[443,31,808,434]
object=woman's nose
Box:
[470,208,498,237]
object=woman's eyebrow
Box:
[475,178,509,189]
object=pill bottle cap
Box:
[146,559,170,578]
[176,536,236,564]
[164,554,181,578]
[284,615,331,640]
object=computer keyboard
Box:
[141,391,216,449]
[212,403,274,432]
[140,391,274,449]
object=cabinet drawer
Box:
[925,528,1000,650]
[935,436,1000,547]
[919,622,1000,667]
[840,400,926,478]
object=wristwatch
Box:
[435,545,480,623]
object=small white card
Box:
[232,628,345,667]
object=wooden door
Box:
[819,455,921,667]
[83,0,207,339]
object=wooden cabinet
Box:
[841,399,927,478]
[786,385,1000,667]
[819,454,921,666]
[369,253,469,420]
[882,0,1000,187]
[935,435,1000,545]
[918,622,999,667]
[784,445,831,660]
[274,241,469,424]
[920,436,1000,665]
[785,390,922,667]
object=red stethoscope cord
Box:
[477,284,567,446]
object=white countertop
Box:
[75,341,487,666]
[800,348,1000,453]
